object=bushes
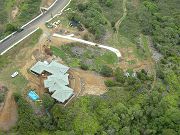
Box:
[0,86,8,103]
[99,0,113,7]
[114,67,125,83]
[80,62,89,70]
[105,80,118,87]
[42,93,55,109]
[100,65,113,77]
[18,0,41,24]
[14,93,40,134]
[5,23,18,33]
[69,1,107,40]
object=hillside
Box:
[0,0,179,134]
[0,0,42,40]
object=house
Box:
[30,61,74,103]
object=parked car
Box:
[11,71,19,78]
[17,28,24,32]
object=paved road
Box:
[0,0,70,55]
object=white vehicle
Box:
[11,71,19,78]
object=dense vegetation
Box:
[12,68,179,134]
[2,0,179,134]
[0,0,41,39]
[50,43,118,73]
[120,0,180,92]
[68,0,120,39]
[17,0,41,24]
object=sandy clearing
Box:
[69,69,107,96]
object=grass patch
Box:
[0,0,42,40]
[0,29,42,94]
[119,0,141,44]
[127,60,136,65]
[100,0,124,23]
[51,46,66,59]
[51,43,118,72]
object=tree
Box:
[80,62,89,70]
[14,95,40,134]
[100,65,113,77]
[73,111,100,134]
[42,93,55,109]
[77,4,87,12]
[114,67,125,83]
[104,80,117,87]
[162,129,177,135]
[5,23,18,33]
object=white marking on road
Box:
[0,0,72,55]
[46,13,62,22]
[21,0,59,28]
[0,28,40,55]
[0,32,17,44]
[60,0,72,12]
[46,0,72,22]
[53,33,122,58]
[21,13,43,29]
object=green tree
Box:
[80,62,89,70]
[100,65,113,77]
[114,67,125,83]
[73,111,100,134]
[42,93,55,109]
[5,23,18,33]
[104,80,118,87]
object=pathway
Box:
[53,33,122,58]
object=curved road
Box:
[0,0,71,55]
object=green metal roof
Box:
[30,61,47,74]
[51,87,73,103]
[31,61,73,103]
[30,61,69,75]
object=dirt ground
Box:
[132,0,139,9]
[0,90,18,131]
[0,32,47,131]
[41,0,55,8]
[11,6,19,19]
[119,47,153,74]
[69,69,107,96]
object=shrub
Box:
[80,62,89,70]
[100,65,113,77]
[14,94,40,134]
[114,67,125,83]
[5,23,18,33]
[104,80,117,87]
[42,93,55,109]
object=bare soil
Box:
[119,47,153,73]
[0,90,18,131]
[41,0,55,8]
[69,69,107,96]
[132,0,139,9]
[11,6,19,19]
